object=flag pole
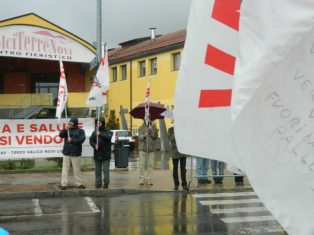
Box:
[96,106,101,146]
[64,104,70,137]
[96,42,105,146]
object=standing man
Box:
[138,120,158,186]
[59,117,86,190]
[90,118,113,189]
[168,126,188,191]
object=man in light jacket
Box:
[138,120,158,185]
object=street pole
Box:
[96,0,102,64]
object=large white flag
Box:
[174,0,242,168]
[86,46,110,106]
[231,1,314,234]
[56,61,68,120]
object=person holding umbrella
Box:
[138,120,158,185]
[89,118,113,189]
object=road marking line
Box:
[0,211,97,220]
[221,215,276,223]
[193,192,256,198]
[236,225,284,234]
[32,199,43,217]
[199,198,261,205]
[211,206,268,214]
[84,197,100,213]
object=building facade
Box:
[0,13,96,118]
[0,13,186,133]
[108,29,186,133]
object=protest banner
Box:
[0,118,94,159]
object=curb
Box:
[0,186,253,200]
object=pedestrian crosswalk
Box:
[191,190,285,234]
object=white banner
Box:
[231,1,314,234]
[0,118,94,159]
[174,0,241,168]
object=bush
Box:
[0,160,17,170]
[0,159,35,170]
[46,157,63,168]
[105,113,120,130]
[19,159,35,169]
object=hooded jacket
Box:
[59,117,86,156]
[168,126,186,159]
[89,126,113,161]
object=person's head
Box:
[96,118,106,128]
[69,117,78,128]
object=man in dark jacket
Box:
[59,117,86,190]
[168,126,188,191]
[90,118,112,189]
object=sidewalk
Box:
[0,153,251,199]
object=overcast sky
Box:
[1,0,192,48]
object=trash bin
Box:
[114,140,130,168]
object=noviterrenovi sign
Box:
[0,25,95,63]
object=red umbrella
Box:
[129,102,166,120]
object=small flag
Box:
[144,79,151,125]
[56,61,68,120]
[86,45,110,106]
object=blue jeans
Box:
[196,157,209,181]
[211,160,224,182]
[95,159,110,185]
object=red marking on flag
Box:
[205,44,236,75]
[212,0,240,31]
[146,88,150,97]
[199,89,232,108]
[101,57,105,66]
[102,92,107,96]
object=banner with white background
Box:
[0,118,94,159]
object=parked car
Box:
[111,129,135,151]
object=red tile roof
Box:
[109,29,186,63]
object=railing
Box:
[0,93,53,119]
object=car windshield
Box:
[117,131,129,137]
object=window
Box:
[120,65,127,80]
[150,58,157,75]
[139,60,146,77]
[172,53,181,71]
[112,67,117,82]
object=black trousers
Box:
[234,173,244,182]
[172,158,187,187]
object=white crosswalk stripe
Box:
[193,191,257,198]
[211,206,268,214]
[199,198,261,206]
[191,191,285,234]
[222,215,276,223]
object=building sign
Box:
[0,25,95,63]
[0,118,94,159]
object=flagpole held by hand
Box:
[64,105,70,138]
[96,106,101,146]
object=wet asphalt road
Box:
[0,191,286,235]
